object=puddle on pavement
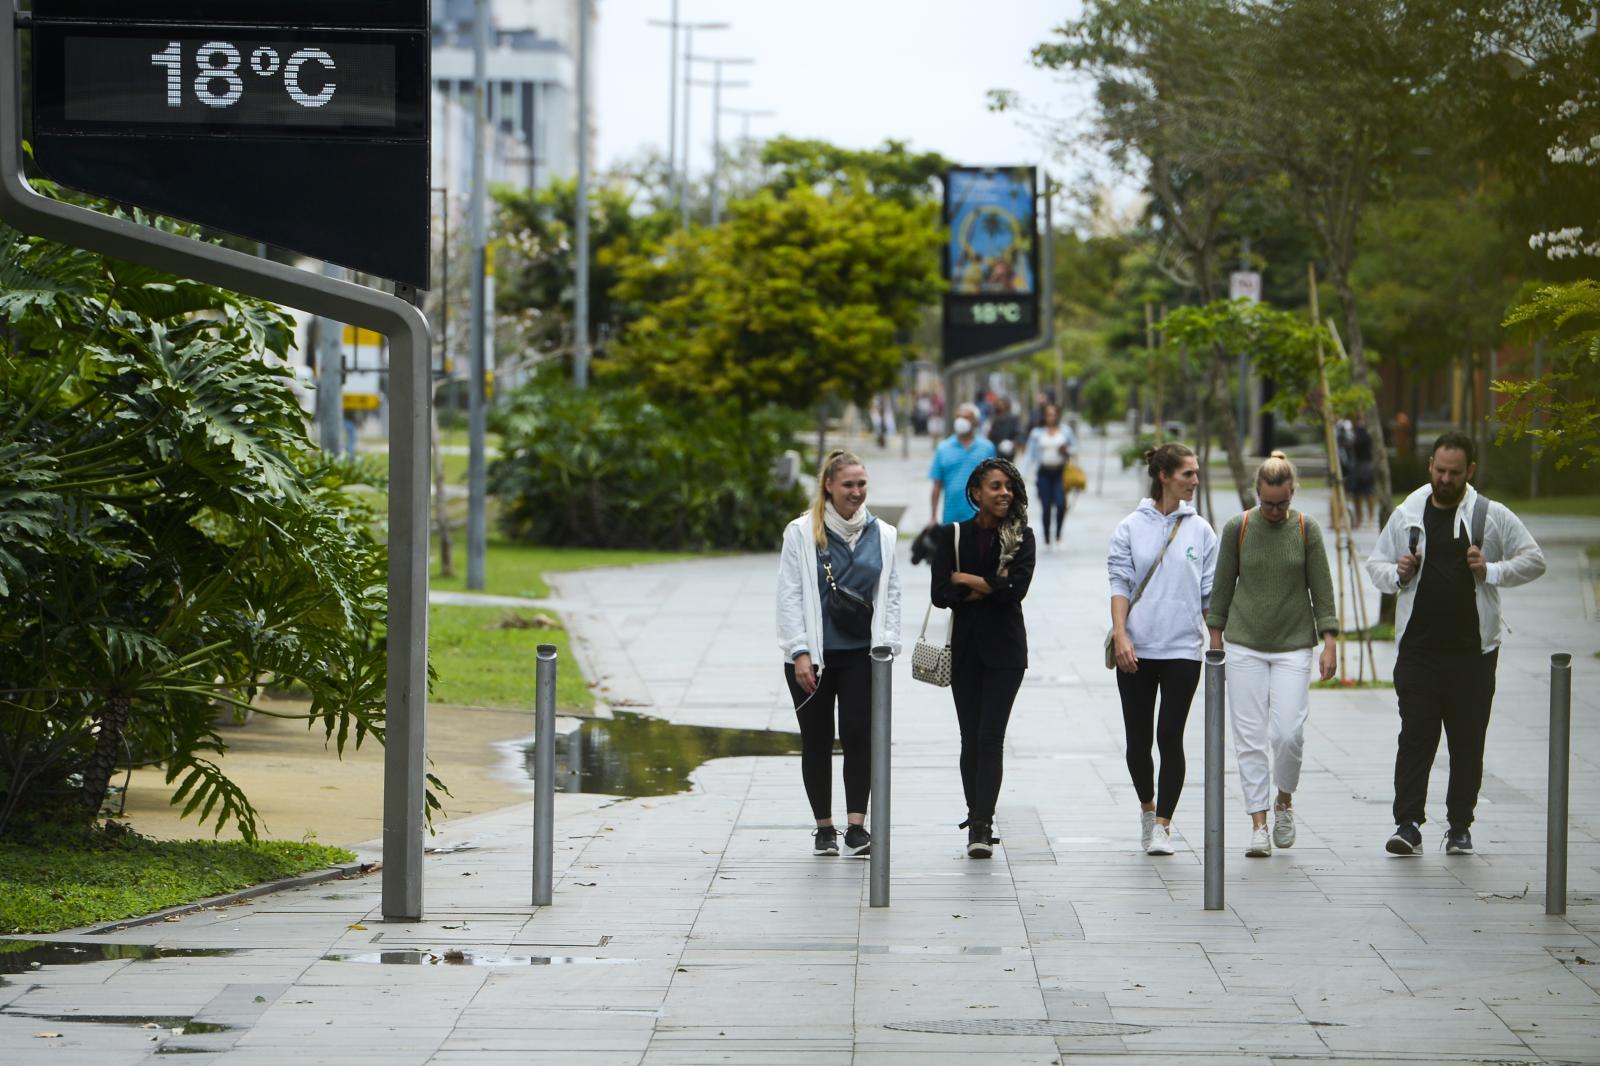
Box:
[3,1012,229,1033]
[0,942,239,984]
[522,711,801,796]
[326,950,633,967]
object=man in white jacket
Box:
[1365,431,1546,857]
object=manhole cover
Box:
[885,1019,1150,1037]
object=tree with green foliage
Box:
[1497,281,1600,470]
[759,137,952,207]
[492,178,673,375]
[1163,299,1364,507]
[1482,2,1600,473]
[607,181,944,414]
[1032,0,1492,525]
[0,209,395,840]
[488,376,804,551]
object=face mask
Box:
[953,417,973,436]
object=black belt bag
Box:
[821,554,874,638]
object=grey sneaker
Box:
[1272,806,1296,849]
[1140,810,1156,852]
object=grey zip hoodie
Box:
[1107,499,1219,662]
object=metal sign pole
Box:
[1547,653,1572,915]
[1203,649,1226,911]
[1,16,433,922]
[869,645,893,908]
[532,645,557,906]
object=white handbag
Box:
[911,523,957,687]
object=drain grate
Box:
[885,1019,1149,1037]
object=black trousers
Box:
[1116,657,1202,820]
[951,655,1025,824]
[783,648,871,820]
[1392,647,1499,829]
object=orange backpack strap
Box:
[1299,512,1306,545]
[1238,508,1251,547]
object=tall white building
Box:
[431,0,592,194]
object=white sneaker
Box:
[1273,807,1296,849]
[1140,810,1156,851]
[1146,823,1174,856]
[1246,825,1272,857]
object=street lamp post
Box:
[688,55,753,226]
[674,21,729,228]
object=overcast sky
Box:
[595,0,1098,182]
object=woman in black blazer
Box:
[931,457,1036,857]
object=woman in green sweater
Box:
[1206,453,1339,858]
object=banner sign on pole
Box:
[1229,270,1262,304]
[29,0,430,288]
[942,166,1039,365]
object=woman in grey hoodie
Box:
[1107,443,1219,855]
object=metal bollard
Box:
[1547,653,1572,916]
[1203,649,1226,911]
[869,645,893,908]
[532,644,557,907]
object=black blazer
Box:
[930,519,1035,670]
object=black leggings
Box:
[1116,657,1202,820]
[783,648,871,820]
[951,657,1025,824]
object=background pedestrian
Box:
[1024,402,1078,550]
[927,403,996,526]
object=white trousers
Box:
[1224,640,1312,814]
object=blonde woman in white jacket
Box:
[776,449,902,858]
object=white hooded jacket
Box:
[776,512,902,672]
[1107,498,1219,662]
[1364,483,1545,654]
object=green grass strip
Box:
[0,834,355,935]
[431,539,696,599]
[428,604,594,712]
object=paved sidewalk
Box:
[3,428,1597,1064]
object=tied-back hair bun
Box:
[1256,451,1297,489]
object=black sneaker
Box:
[1385,822,1423,855]
[812,826,839,856]
[1444,826,1473,855]
[966,823,993,859]
[843,824,871,857]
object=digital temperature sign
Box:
[942,166,1041,365]
[30,1,430,288]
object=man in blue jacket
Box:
[928,403,995,526]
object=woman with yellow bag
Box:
[1023,403,1077,550]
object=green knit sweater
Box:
[1205,508,1339,652]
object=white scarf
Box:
[823,500,872,548]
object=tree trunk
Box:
[1330,268,1394,530]
[815,403,828,459]
[1210,345,1253,512]
[431,399,454,578]
[80,693,131,817]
